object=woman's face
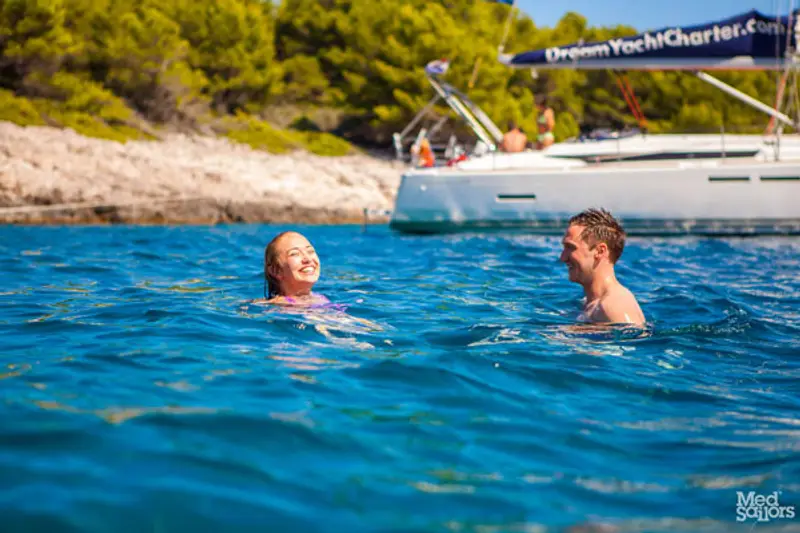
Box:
[272,233,320,295]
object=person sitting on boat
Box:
[411,137,435,167]
[418,138,435,167]
[535,96,555,150]
[500,121,527,153]
[258,231,330,307]
[559,208,645,326]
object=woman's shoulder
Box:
[268,296,294,305]
[250,293,331,307]
[249,296,288,305]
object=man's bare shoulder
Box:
[599,284,645,325]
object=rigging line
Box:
[768,1,796,133]
[780,59,800,134]
[468,56,482,90]
[767,71,790,134]
[773,0,785,102]
[498,0,519,54]
[793,68,800,128]
[614,72,644,126]
[613,74,638,122]
[614,75,631,112]
[780,2,794,84]
[775,0,781,72]
[773,0,785,107]
[623,75,646,126]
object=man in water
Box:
[559,208,645,325]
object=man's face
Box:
[560,224,597,285]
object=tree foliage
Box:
[0,0,782,149]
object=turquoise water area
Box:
[1,225,798,533]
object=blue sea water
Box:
[0,224,798,533]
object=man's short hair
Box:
[568,208,626,263]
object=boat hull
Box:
[389,160,800,236]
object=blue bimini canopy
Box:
[501,10,800,70]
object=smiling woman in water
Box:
[256,231,330,306]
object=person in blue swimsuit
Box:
[258,231,333,307]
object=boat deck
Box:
[417,152,800,176]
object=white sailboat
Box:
[388,9,800,236]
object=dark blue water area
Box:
[0,224,798,533]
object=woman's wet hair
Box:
[263,231,296,298]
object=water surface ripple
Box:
[1,225,798,533]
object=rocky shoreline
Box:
[0,122,404,225]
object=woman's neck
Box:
[282,287,313,299]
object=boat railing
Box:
[395,77,795,167]
[393,74,504,162]
[721,125,727,160]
